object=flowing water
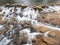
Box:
[0,5,60,45]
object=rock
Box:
[36,34,43,39]
[43,37,59,45]
[48,30,60,41]
[44,13,60,26]
[9,17,17,25]
[41,5,48,9]
[33,5,43,11]
[33,5,48,11]
[0,25,10,35]
[0,15,3,24]
[37,12,48,22]
[13,36,21,45]
[21,5,27,9]
[37,15,44,22]
[5,4,21,7]
[33,41,47,45]
[20,21,30,28]
[32,37,47,45]
[32,34,47,45]
[32,25,50,33]
[20,33,28,44]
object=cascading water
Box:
[0,5,60,45]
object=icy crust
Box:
[0,5,60,45]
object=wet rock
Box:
[20,33,28,44]
[44,13,60,26]
[32,37,47,45]
[48,30,60,41]
[36,34,43,39]
[32,34,47,45]
[0,25,10,35]
[43,37,59,45]
[41,5,49,9]
[21,5,27,9]
[33,41,47,45]
[33,5,43,11]
[37,12,48,22]
[37,15,45,22]
[32,25,50,33]
[13,36,21,45]
[20,21,30,28]
[0,15,3,24]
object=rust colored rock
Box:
[44,13,60,26]
[32,34,47,45]
[20,21,30,25]
[37,15,44,22]
[36,34,43,39]
[48,30,60,41]
[40,42,47,45]
[21,33,28,44]
[33,42,47,45]
[20,21,30,28]
[43,37,59,45]
[32,38,47,45]
[32,25,49,33]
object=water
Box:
[0,0,60,5]
[0,4,60,45]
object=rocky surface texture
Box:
[0,4,60,45]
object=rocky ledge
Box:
[0,4,60,45]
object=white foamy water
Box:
[0,25,4,30]
[0,37,12,45]
[42,6,60,13]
